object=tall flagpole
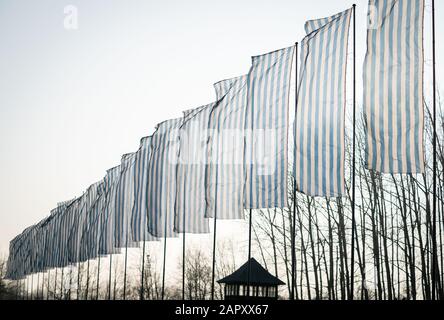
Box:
[76,262,81,300]
[36,272,40,300]
[182,214,186,300]
[247,209,253,297]
[161,216,168,300]
[291,41,299,301]
[431,0,439,301]
[123,233,129,300]
[30,273,34,300]
[85,259,90,300]
[54,268,58,299]
[350,3,357,301]
[211,170,220,300]
[41,272,45,299]
[108,254,112,300]
[46,270,50,300]
[61,267,65,300]
[96,254,101,300]
[68,265,72,300]
[140,240,146,300]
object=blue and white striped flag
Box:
[79,181,102,262]
[245,46,295,209]
[99,166,122,255]
[174,105,213,233]
[364,0,425,173]
[205,75,248,220]
[146,119,181,238]
[294,9,352,197]
[131,136,158,242]
[114,153,139,248]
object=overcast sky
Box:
[0,0,442,259]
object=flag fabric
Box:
[83,182,105,260]
[294,9,352,197]
[364,0,425,173]
[98,166,122,255]
[131,136,158,242]
[67,195,85,264]
[79,181,102,262]
[114,153,139,248]
[244,46,295,209]
[174,105,213,233]
[205,75,248,220]
[146,119,181,238]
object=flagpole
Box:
[30,273,34,300]
[54,267,58,300]
[41,272,45,299]
[431,0,439,301]
[108,254,112,300]
[140,240,146,300]
[76,261,81,300]
[25,277,28,300]
[211,170,220,300]
[291,41,299,301]
[16,280,19,300]
[182,215,186,300]
[36,272,40,299]
[350,3,357,301]
[46,269,50,300]
[96,254,101,300]
[247,208,253,297]
[123,233,129,300]
[85,259,90,300]
[161,218,168,300]
[68,265,73,300]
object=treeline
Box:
[252,101,444,300]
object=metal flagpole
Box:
[41,272,45,299]
[108,254,112,300]
[350,3,357,301]
[54,268,58,300]
[210,172,219,300]
[123,233,129,300]
[96,254,101,300]
[36,272,40,299]
[77,261,81,300]
[25,275,29,300]
[431,0,439,301]
[210,216,217,300]
[247,209,253,297]
[46,270,50,300]
[161,228,168,300]
[61,267,65,300]
[140,240,146,300]
[68,265,73,300]
[30,273,34,300]
[16,280,19,300]
[85,259,90,300]
[182,214,186,300]
[291,41,299,301]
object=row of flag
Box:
[6,0,426,280]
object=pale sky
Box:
[0,0,442,258]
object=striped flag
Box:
[131,136,158,242]
[364,0,425,173]
[114,153,139,248]
[245,46,295,209]
[79,181,102,262]
[98,166,122,255]
[294,8,352,197]
[174,105,213,233]
[146,119,181,238]
[205,75,248,220]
